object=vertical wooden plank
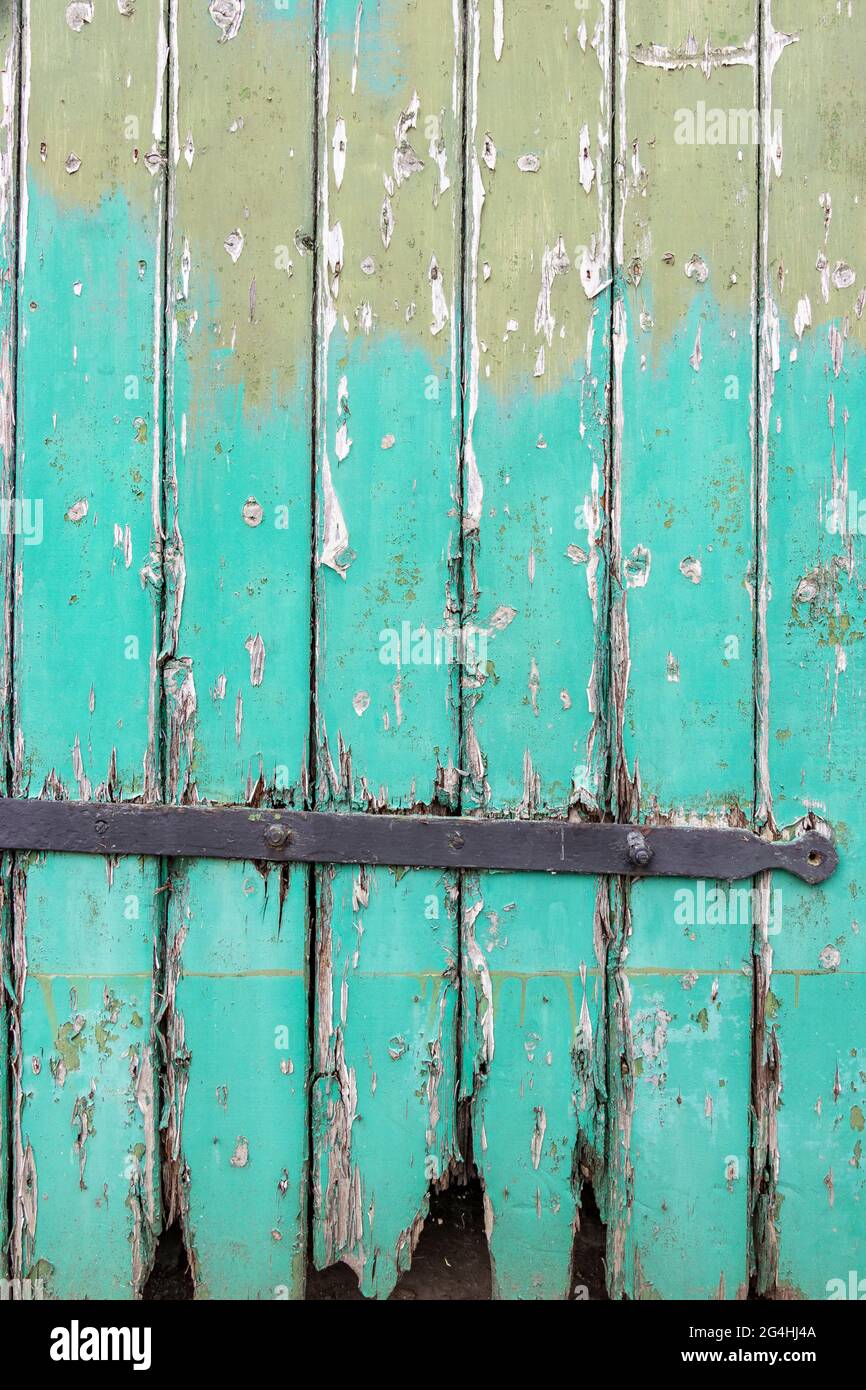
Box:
[10,0,167,1298]
[755,0,866,1299]
[605,0,759,1298]
[0,5,18,1283]
[311,0,463,1297]
[461,0,611,1298]
[163,0,314,1299]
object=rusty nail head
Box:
[264,823,292,850]
[627,830,652,868]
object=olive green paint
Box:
[755,0,866,1299]
[606,0,759,1301]
[1,0,863,1304]
[311,0,463,1300]
[460,0,610,1301]
[162,0,314,1299]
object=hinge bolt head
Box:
[264,823,292,850]
[449,831,465,850]
[627,830,652,868]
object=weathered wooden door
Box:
[1,0,863,1302]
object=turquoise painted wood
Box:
[606,0,759,1300]
[8,0,167,1297]
[0,7,17,1288]
[310,0,463,1299]
[756,0,866,1300]
[460,0,610,1300]
[162,0,314,1299]
[0,0,864,1304]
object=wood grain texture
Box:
[311,0,463,1298]
[162,0,314,1299]
[460,0,610,1299]
[10,0,167,1298]
[0,3,18,1285]
[605,0,758,1300]
[0,0,863,1306]
[755,0,866,1299]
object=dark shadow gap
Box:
[570,1176,609,1301]
[306,1176,492,1301]
[142,1223,194,1302]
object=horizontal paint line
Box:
[177,970,306,979]
[28,969,305,981]
[622,967,866,977]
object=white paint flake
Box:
[244,634,266,687]
[65,3,94,32]
[625,544,651,588]
[578,235,610,299]
[794,295,812,339]
[351,2,363,94]
[320,455,351,578]
[333,117,347,190]
[463,2,485,539]
[534,236,570,346]
[828,324,844,377]
[429,122,450,200]
[632,31,757,76]
[242,497,263,527]
[578,123,594,194]
[689,323,703,372]
[335,423,352,460]
[493,0,504,59]
[229,1136,249,1167]
[223,229,244,263]
[428,255,448,335]
[819,945,841,971]
[685,253,709,284]
[832,261,856,291]
[380,196,394,249]
[530,1107,547,1170]
[817,252,830,303]
[209,0,245,43]
[393,92,424,186]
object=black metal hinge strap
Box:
[0,801,838,884]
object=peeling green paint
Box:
[757,0,866,1301]
[9,0,165,1299]
[162,0,314,1299]
[1,0,863,1306]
